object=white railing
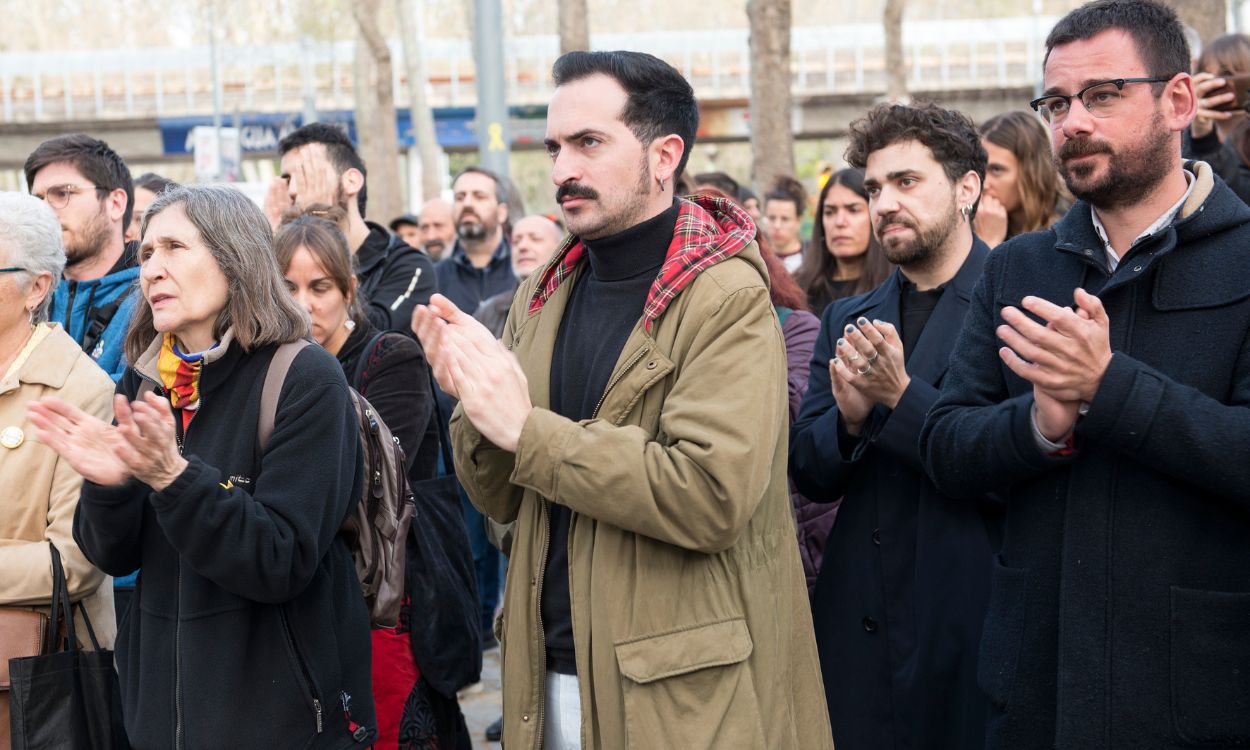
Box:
[0,16,1055,123]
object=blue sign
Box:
[158,106,547,157]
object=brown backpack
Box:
[256,340,414,629]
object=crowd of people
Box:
[3,0,1250,748]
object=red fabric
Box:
[370,628,420,747]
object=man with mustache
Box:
[922,1,1250,748]
[413,50,830,750]
[790,102,995,750]
[433,166,518,316]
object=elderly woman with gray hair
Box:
[28,184,376,750]
[0,193,117,747]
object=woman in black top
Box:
[794,169,893,317]
[31,185,376,750]
[274,212,464,749]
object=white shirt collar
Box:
[1090,170,1194,272]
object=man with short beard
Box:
[25,134,139,382]
[921,1,1250,747]
[413,50,830,750]
[271,122,435,332]
[432,167,519,315]
[790,102,995,750]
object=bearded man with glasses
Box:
[922,1,1250,748]
[25,134,138,383]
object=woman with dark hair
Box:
[1187,33,1250,204]
[975,111,1070,248]
[29,184,377,749]
[765,176,809,272]
[794,169,893,317]
[275,211,465,750]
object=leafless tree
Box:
[558,0,590,54]
[397,0,443,202]
[747,0,795,194]
[350,0,403,223]
[884,0,908,102]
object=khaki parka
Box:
[0,323,116,647]
[452,198,832,750]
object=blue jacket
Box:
[49,249,140,382]
[921,163,1250,750]
[791,239,996,750]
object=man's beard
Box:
[1056,110,1172,210]
[64,207,112,270]
[876,196,960,270]
[561,156,652,241]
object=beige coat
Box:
[453,235,832,749]
[0,323,116,648]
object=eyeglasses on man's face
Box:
[1029,77,1172,125]
[35,184,109,210]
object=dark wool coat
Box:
[74,337,374,750]
[921,164,1250,750]
[791,239,998,750]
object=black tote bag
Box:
[7,545,129,750]
[405,376,483,698]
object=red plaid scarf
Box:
[528,195,757,332]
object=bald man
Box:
[417,198,455,261]
[474,214,565,336]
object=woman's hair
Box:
[0,193,65,324]
[273,209,366,330]
[1197,34,1250,168]
[794,169,892,303]
[978,111,1067,236]
[695,186,808,311]
[125,184,309,362]
[763,176,806,217]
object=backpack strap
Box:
[257,340,311,450]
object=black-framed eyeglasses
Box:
[1030,77,1172,125]
[0,267,29,274]
[37,184,109,210]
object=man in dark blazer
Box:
[791,102,998,750]
[921,2,1250,748]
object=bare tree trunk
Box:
[557,0,590,55]
[350,0,403,223]
[1167,0,1227,58]
[884,0,908,102]
[397,0,443,202]
[747,0,795,193]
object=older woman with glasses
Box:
[0,193,117,745]
[28,185,376,750]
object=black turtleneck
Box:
[542,200,680,675]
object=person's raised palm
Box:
[27,396,132,486]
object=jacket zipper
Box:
[533,499,551,748]
[529,344,650,747]
[280,607,325,734]
[589,346,650,421]
[165,381,187,750]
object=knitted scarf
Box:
[156,333,216,417]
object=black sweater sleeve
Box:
[357,334,434,469]
[1186,129,1250,205]
[364,246,436,332]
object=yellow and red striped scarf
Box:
[156,333,214,417]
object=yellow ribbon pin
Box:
[487,123,506,152]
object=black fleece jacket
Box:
[73,340,375,750]
[356,222,436,333]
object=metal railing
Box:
[0,16,1055,123]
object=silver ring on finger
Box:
[848,351,861,362]
[866,350,879,363]
[857,364,873,376]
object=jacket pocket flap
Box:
[615,618,753,684]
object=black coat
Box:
[433,238,516,315]
[73,339,374,750]
[921,166,1250,750]
[790,239,998,750]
